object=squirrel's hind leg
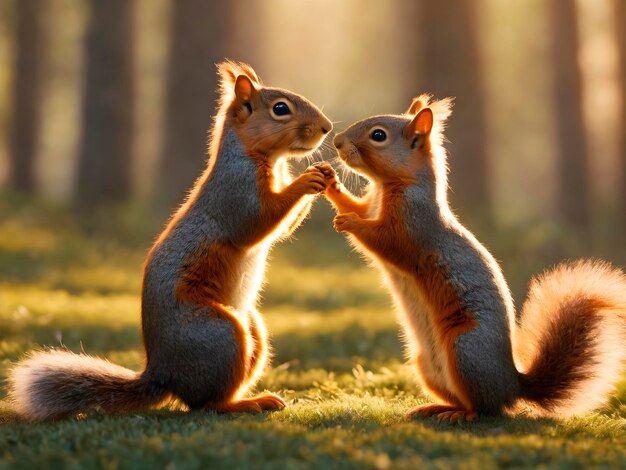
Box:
[204,310,286,414]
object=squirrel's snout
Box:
[304,118,332,138]
[333,133,345,150]
[321,116,333,135]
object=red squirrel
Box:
[8,61,333,421]
[319,94,626,423]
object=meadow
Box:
[0,195,624,469]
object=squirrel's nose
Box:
[321,117,333,135]
[333,134,345,149]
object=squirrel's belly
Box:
[382,264,456,398]
[230,243,270,312]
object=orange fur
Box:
[246,314,266,379]
[357,141,425,184]
[406,404,477,424]
[324,183,369,218]
[176,242,243,306]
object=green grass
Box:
[0,196,625,469]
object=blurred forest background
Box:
[0,0,625,298]
[1,2,626,465]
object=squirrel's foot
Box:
[435,410,478,424]
[247,393,287,411]
[406,404,477,424]
[406,403,456,418]
[212,393,286,414]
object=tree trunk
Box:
[75,0,134,205]
[9,0,42,193]
[416,0,490,220]
[549,0,589,230]
[158,0,230,211]
[616,0,626,233]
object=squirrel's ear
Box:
[405,108,433,136]
[233,75,257,122]
[216,59,262,93]
[406,97,425,115]
[404,108,433,149]
[235,75,253,101]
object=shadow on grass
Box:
[410,412,559,436]
[0,404,561,438]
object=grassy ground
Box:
[0,196,624,469]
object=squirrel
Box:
[318,94,626,423]
[8,60,333,421]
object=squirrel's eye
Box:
[370,129,387,142]
[272,102,291,116]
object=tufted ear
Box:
[232,74,258,122]
[405,107,433,137]
[406,97,425,115]
[217,62,237,89]
[215,60,262,121]
[217,60,261,90]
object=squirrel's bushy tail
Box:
[8,350,171,421]
[514,260,626,417]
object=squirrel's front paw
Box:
[313,162,340,193]
[313,162,336,179]
[333,212,359,232]
[295,167,327,195]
